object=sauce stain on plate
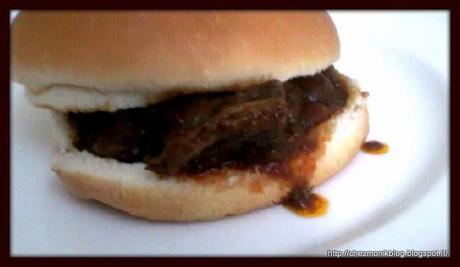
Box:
[284,191,328,218]
[361,141,389,155]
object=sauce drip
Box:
[361,141,389,155]
[283,187,328,217]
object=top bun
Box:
[13,11,339,91]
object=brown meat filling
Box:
[67,66,348,178]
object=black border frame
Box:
[2,0,457,264]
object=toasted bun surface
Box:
[51,81,368,221]
[13,11,339,111]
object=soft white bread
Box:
[51,81,368,221]
[12,11,339,112]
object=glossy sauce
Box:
[283,191,328,218]
[69,66,349,180]
[361,141,389,155]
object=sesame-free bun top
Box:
[12,11,339,111]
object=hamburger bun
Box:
[50,80,367,221]
[12,11,339,111]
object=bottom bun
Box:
[51,81,368,221]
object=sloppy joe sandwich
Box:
[12,11,369,221]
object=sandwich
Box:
[12,11,369,221]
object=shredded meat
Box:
[67,66,348,177]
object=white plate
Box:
[11,11,449,256]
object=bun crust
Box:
[51,81,368,221]
[13,11,339,110]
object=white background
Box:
[330,11,449,252]
[11,11,449,256]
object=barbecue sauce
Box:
[283,186,328,217]
[69,66,349,179]
[361,141,389,155]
